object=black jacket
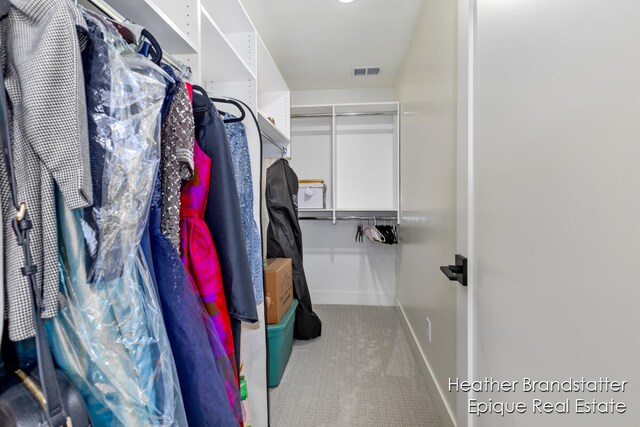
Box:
[192,88,258,326]
[266,159,321,340]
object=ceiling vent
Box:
[353,67,382,77]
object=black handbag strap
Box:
[0,70,70,426]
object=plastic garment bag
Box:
[47,10,187,426]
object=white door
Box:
[465,1,640,426]
[456,1,474,426]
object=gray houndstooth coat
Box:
[0,0,93,341]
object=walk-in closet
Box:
[2,0,639,426]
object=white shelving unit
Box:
[102,0,199,53]
[291,102,401,224]
[258,36,291,157]
[258,111,289,156]
[80,1,289,426]
[201,6,255,80]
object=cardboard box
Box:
[265,259,294,325]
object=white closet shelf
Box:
[96,0,198,54]
[259,110,290,150]
[201,5,256,83]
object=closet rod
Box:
[299,216,398,221]
[291,112,398,119]
[261,132,287,157]
[86,0,192,80]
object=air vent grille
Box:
[353,67,382,77]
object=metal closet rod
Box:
[86,0,192,80]
[261,132,287,157]
[299,216,398,221]
[291,111,398,119]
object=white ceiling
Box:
[241,0,424,91]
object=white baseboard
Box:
[395,298,456,427]
[310,290,395,306]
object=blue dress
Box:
[149,199,241,426]
[224,115,264,305]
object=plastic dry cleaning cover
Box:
[47,9,187,427]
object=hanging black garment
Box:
[192,89,259,367]
[266,159,322,340]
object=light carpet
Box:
[268,305,441,427]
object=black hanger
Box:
[191,85,212,114]
[140,29,163,65]
[209,97,246,123]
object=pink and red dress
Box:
[180,89,238,381]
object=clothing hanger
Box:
[184,85,246,123]
[364,218,385,244]
[191,85,213,114]
[140,28,163,65]
[210,97,246,123]
[109,21,163,65]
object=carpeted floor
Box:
[268,305,441,427]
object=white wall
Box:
[335,115,397,210]
[300,221,396,306]
[395,0,458,425]
[470,1,640,426]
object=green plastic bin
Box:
[267,299,298,387]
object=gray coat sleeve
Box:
[9,0,93,209]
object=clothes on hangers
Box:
[180,123,238,374]
[192,88,259,369]
[46,11,186,426]
[224,113,265,305]
[147,73,241,427]
[180,136,242,416]
[0,2,264,424]
[151,147,241,426]
[0,0,93,341]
